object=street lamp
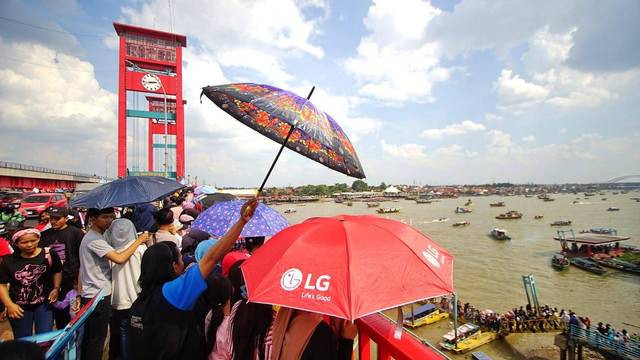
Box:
[125,60,169,178]
[105,149,118,179]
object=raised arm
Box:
[104,232,149,264]
[198,198,258,278]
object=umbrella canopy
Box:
[194,185,218,195]
[191,200,289,238]
[196,193,237,209]
[70,176,184,209]
[241,215,453,321]
[201,83,365,179]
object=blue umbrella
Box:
[70,176,184,209]
[191,200,289,237]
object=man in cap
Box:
[40,206,85,328]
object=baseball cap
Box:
[48,206,69,218]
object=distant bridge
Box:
[606,175,640,183]
[0,161,101,190]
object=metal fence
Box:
[0,161,99,179]
[569,324,640,359]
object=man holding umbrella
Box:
[75,208,149,360]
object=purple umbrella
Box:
[191,200,289,238]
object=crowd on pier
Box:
[0,188,356,360]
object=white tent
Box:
[383,185,400,193]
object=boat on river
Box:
[495,210,522,219]
[607,207,620,211]
[580,228,617,235]
[377,207,400,214]
[550,220,572,226]
[403,304,449,328]
[490,228,511,240]
[430,217,449,223]
[453,221,470,227]
[366,202,380,208]
[489,201,505,207]
[570,257,607,275]
[551,253,570,270]
[534,215,544,219]
[594,258,640,274]
[416,198,432,204]
[465,199,473,206]
[439,323,498,353]
[455,206,472,214]
[284,208,297,214]
[543,197,555,202]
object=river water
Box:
[277,192,640,358]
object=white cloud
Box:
[102,33,118,50]
[380,140,427,162]
[343,0,450,103]
[484,113,503,122]
[521,135,536,143]
[420,120,485,139]
[121,0,325,87]
[0,38,117,172]
[486,130,512,155]
[494,69,549,112]
[522,26,577,73]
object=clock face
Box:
[141,73,162,91]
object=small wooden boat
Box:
[580,227,617,235]
[594,258,640,274]
[570,258,607,275]
[377,207,400,214]
[403,304,449,328]
[430,217,449,223]
[543,197,555,202]
[489,201,505,207]
[491,228,511,240]
[601,198,607,201]
[440,323,498,353]
[284,208,297,214]
[495,210,522,219]
[366,202,380,208]
[550,220,572,226]
[584,192,596,196]
[452,221,470,227]
[534,215,544,219]
[454,206,472,214]
[551,253,569,270]
[416,199,432,204]
[607,207,620,211]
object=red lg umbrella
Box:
[241,215,453,321]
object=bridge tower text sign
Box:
[113,23,187,179]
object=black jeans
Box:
[80,296,112,360]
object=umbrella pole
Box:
[257,86,316,195]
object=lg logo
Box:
[281,268,303,291]
[280,268,331,292]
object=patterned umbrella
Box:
[201,83,366,188]
[191,200,289,238]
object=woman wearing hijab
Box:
[128,199,258,360]
[105,218,147,360]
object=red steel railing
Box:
[355,313,448,360]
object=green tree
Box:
[352,180,369,192]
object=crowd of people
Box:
[0,188,357,360]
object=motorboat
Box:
[490,228,511,240]
[452,221,470,227]
[550,220,572,226]
[534,215,544,219]
[430,217,449,223]
[439,323,498,353]
[377,207,400,214]
[284,208,297,214]
[489,201,505,207]
[403,303,449,328]
[594,258,640,274]
[416,199,432,204]
[495,210,522,219]
[366,202,380,208]
[580,228,617,235]
[551,253,569,270]
[570,258,607,275]
[454,206,472,214]
[543,197,555,202]
[607,207,620,211]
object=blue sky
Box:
[0,0,639,187]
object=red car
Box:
[19,193,68,218]
[0,191,33,207]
